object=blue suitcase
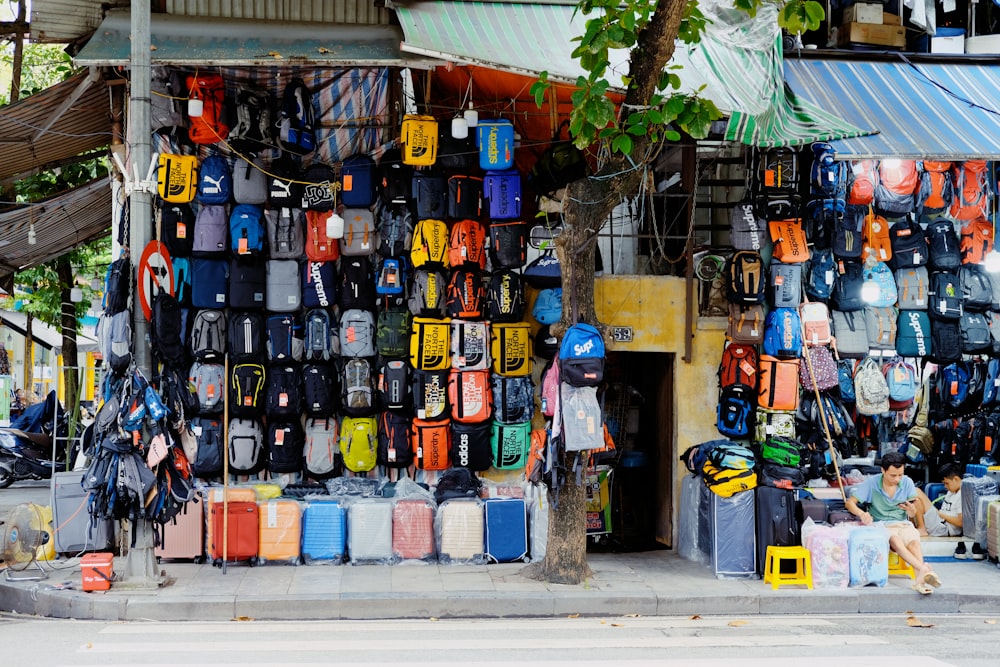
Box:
[847,525,888,587]
[191,258,229,309]
[484,497,528,563]
[301,499,347,565]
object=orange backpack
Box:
[950,160,991,221]
[847,160,879,206]
[719,343,758,389]
[917,160,954,214]
[185,73,229,145]
[757,355,800,411]
[961,216,994,265]
[768,219,810,263]
[862,210,892,263]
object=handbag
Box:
[523,249,562,288]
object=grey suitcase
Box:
[709,488,756,579]
[963,475,1000,542]
[266,259,302,313]
[348,498,394,564]
[52,471,114,554]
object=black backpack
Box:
[229,258,267,311]
[150,292,186,368]
[159,202,195,257]
[486,269,527,322]
[929,271,963,320]
[267,156,305,208]
[927,220,962,272]
[450,421,494,471]
[377,411,413,468]
[888,217,927,270]
[228,362,266,418]
[930,320,962,363]
[266,364,304,418]
[378,358,411,411]
[103,256,133,316]
[830,261,865,312]
[377,147,414,204]
[190,416,223,478]
[726,251,766,305]
[339,256,376,311]
[302,363,338,417]
[228,311,265,361]
[268,420,305,474]
[433,467,483,503]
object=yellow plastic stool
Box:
[887,552,916,579]
[763,545,813,590]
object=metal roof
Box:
[0,68,112,184]
[0,178,112,281]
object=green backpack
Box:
[761,436,801,467]
[490,421,530,469]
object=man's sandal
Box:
[911,583,933,595]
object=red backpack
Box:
[917,160,954,214]
[719,343,757,389]
[875,160,918,216]
[950,160,991,221]
[847,160,879,206]
[185,73,229,145]
[961,216,994,265]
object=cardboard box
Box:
[844,3,883,24]
[80,552,114,591]
[839,22,906,48]
[931,34,966,54]
[883,12,901,26]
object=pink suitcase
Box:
[392,499,436,562]
[155,499,205,561]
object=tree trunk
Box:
[23,314,33,397]
[526,0,687,584]
[58,257,79,460]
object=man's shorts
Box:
[922,507,961,537]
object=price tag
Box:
[279,392,288,407]
[176,222,187,239]
[343,174,354,191]
[238,237,249,254]
[275,428,285,445]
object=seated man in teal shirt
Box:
[845,451,942,594]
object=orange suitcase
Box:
[205,486,258,562]
[392,499,437,562]
[257,499,302,565]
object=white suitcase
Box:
[348,499,394,564]
[436,498,485,564]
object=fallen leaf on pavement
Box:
[234,616,254,622]
[906,614,934,628]
[624,613,641,618]
[429,617,439,622]
[611,623,624,627]
[690,614,702,620]
[727,620,748,627]
[567,613,580,619]
[986,619,997,625]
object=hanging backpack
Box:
[267,157,305,208]
[863,306,898,350]
[305,210,342,263]
[800,301,832,346]
[304,417,340,480]
[730,199,766,252]
[158,202,195,258]
[340,154,378,208]
[192,205,228,257]
[447,175,483,220]
[961,216,994,265]
[522,250,561,288]
[451,422,494,471]
[190,309,227,362]
[448,369,493,423]
[150,66,188,132]
[265,259,301,313]
[412,417,452,470]
[266,314,303,364]
[266,364,303,419]
[768,219,810,263]
[303,308,334,362]
[768,262,802,309]
[277,78,316,156]
[895,266,929,310]
[861,212,892,264]
[532,288,563,325]
[854,356,890,416]
[916,160,954,215]
[301,260,337,309]
[303,363,338,417]
[185,73,229,145]
[490,419,530,467]
[960,264,993,311]
[810,142,847,197]
[197,155,232,205]
[832,203,864,261]
[266,420,305,474]
[716,385,754,438]
[490,321,533,378]
[864,260,898,307]
[727,303,765,345]
[232,157,268,205]
[229,204,265,257]
[190,417,223,477]
[408,269,447,317]
[803,197,841,250]
[266,207,306,260]
[378,147,414,204]
[401,115,439,166]
[228,86,272,152]
[927,220,962,272]
[477,119,515,170]
[411,317,452,371]
[411,218,450,268]
[302,163,337,211]
[490,374,534,424]
[339,416,377,473]
[832,309,869,359]
[805,247,837,300]
[961,312,993,353]
[830,261,865,312]
[448,219,488,269]
[191,258,229,308]
[228,418,265,475]
[484,170,522,220]
[929,271,963,320]
[757,355,800,411]
[339,308,377,358]
[931,320,962,364]
[341,357,377,417]
[228,311,265,361]
[489,220,528,269]
[799,345,838,392]
[412,172,448,219]
[757,147,799,194]
[150,293,186,368]
[874,159,918,216]
[718,343,758,390]
[376,308,412,359]
[156,153,198,204]
[412,369,449,421]
[375,256,407,298]
[558,322,604,386]
[378,411,413,468]
[838,359,857,402]
[172,256,191,306]
[726,251,766,304]
[762,307,802,359]
[377,202,414,257]
[888,217,927,270]
[228,258,266,312]
[896,309,932,357]
[228,363,266,418]
[950,160,991,221]
[445,268,485,319]
[755,408,796,443]
[189,361,225,414]
[339,256,377,312]
[378,358,411,411]
[450,319,491,371]
[847,159,879,206]
[340,208,379,257]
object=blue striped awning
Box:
[784,58,1000,159]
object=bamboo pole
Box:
[222,355,229,574]
[800,323,848,504]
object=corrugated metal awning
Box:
[74,10,435,67]
[785,58,1000,159]
[0,310,99,353]
[0,69,111,183]
[0,178,112,281]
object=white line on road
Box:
[58,658,957,667]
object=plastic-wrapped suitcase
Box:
[709,488,756,579]
[677,473,704,564]
[155,499,204,561]
[436,498,485,564]
[847,525,889,587]
[755,486,800,574]
[209,501,259,564]
[256,499,302,565]
[987,501,1000,561]
[484,497,528,563]
[348,499,394,564]
[802,522,850,588]
[973,495,1000,549]
[962,475,999,539]
[52,471,114,554]
[392,498,437,562]
[301,499,347,565]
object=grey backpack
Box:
[304,417,340,479]
[190,309,226,361]
[864,306,898,350]
[960,264,993,312]
[232,156,268,205]
[339,308,376,358]
[189,361,225,414]
[831,309,869,358]
[339,208,379,256]
[408,269,447,317]
[192,204,228,256]
[960,312,992,353]
[228,418,264,474]
[730,200,766,252]
[304,308,337,362]
[265,207,305,259]
[98,310,133,375]
[854,356,890,416]
[895,267,928,310]
[559,383,604,452]
[266,260,302,312]
[342,358,377,417]
[769,262,802,308]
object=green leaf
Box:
[612,134,633,155]
[626,123,647,136]
[665,129,681,142]
[530,77,549,109]
[621,10,635,31]
[647,109,664,125]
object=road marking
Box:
[59,659,956,667]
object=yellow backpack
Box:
[490,322,533,377]
[401,115,438,166]
[410,218,449,268]
[410,317,451,371]
[702,461,757,497]
[157,153,199,203]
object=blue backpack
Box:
[762,307,802,359]
[190,258,229,309]
[229,204,265,256]
[717,385,753,438]
[864,261,897,307]
[197,155,232,204]
[936,361,969,412]
[340,154,377,208]
[532,288,562,325]
[983,358,1000,407]
[811,142,847,197]
[302,260,337,308]
[484,170,522,220]
[376,256,408,296]
[838,359,856,402]
[278,78,316,156]
[172,256,191,306]
[559,322,605,387]
[806,247,837,300]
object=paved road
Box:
[0,479,52,518]
[0,613,996,666]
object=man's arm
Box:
[845,494,873,525]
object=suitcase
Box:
[973,494,1000,549]
[755,486,800,575]
[987,501,1000,561]
[802,522,850,588]
[392,499,437,562]
[677,473,704,564]
[847,525,888,587]
[962,476,999,540]
[256,499,302,565]
[709,489,756,579]
[209,500,259,563]
[348,499,394,564]
[301,500,347,565]
[155,498,204,561]
[437,498,485,564]
[484,497,529,563]
[204,486,258,556]
[52,471,114,554]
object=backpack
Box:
[228,86,271,151]
[863,306,897,350]
[266,314,303,363]
[412,368,449,421]
[540,358,561,418]
[888,218,927,270]
[302,260,336,309]
[376,308,412,359]
[838,359,857,402]
[192,204,228,257]
[303,308,335,362]
[448,369,493,423]
[762,307,802,359]
[226,258,266,310]
[411,317,451,371]
[935,361,971,414]
[961,312,993,353]
[805,247,837,300]
[727,303,765,344]
[303,363,338,417]
[190,309,226,362]
[861,213,892,264]
[726,251,766,304]
[378,147,414,203]
[961,216,994,265]
[232,157,268,205]
[158,202,195,259]
[559,384,604,452]
[197,155,232,205]
[339,256,377,312]
[707,442,757,470]
[265,259,301,313]
[413,418,452,470]
[229,204,265,256]
[491,322,533,378]
[265,207,306,260]
[832,203,864,261]
[172,256,191,306]
[760,437,801,467]
[854,356,890,416]
[400,115,439,166]
[477,119,515,170]
[339,416,377,473]
[98,310,133,374]
[150,66,187,132]
[340,208,378,256]
[729,199,766,252]
[412,172,447,219]
[927,220,962,272]
[375,256,407,298]
[189,361,225,414]
[803,197,840,250]
[228,418,265,475]
[268,420,305,474]
[451,422,494,471]
[228,362,266,418]
[190,417,223,477]
[490,420,530,468]
[266,365,303,419]
[150,293,186,368]
[847,159,879,206]
[702,462,757,498]
[277,78,316,156]
[438,130,479,171]
[864,260,897,307]
[882,357,919,410]
[930,320,962,364]
[874,159,918,216]
[800,301,832,346]
[960,264,993,311]
[267,157,305,208]
[156,153,198,204]
[408,269,447,317]
[377,203,414,256]
[191,258,230,309]
[339,308,376,358]
[485,269,525,322]
[754,408,796,443]
[301,164,337,212]
[228,311,265,361]
[340,154,377,208]
[449,219,488,269]
[757,355,800,411]
[830,261,865,312]
[489,221,528,270]
[757,147,799,193]
[446,267,486,319]
[305,210,341,262]
[929,271,963,321]
[411,218,450,268]
[556,322,603,386]
[447,175,483,220]
[799,344,838,392]
[950,160,991,221]
[185,73,229,145]
[450,319,491,371]
[377,411,413,468]
[988,311,1000,356]
[810,142,847,197]
[895,266,929,310]
[378,359,411,411]
[768,219,810,263]
[341,357,377,417]
[529,120,588,195]
[304,417,340,479]
[484,170,522,219]
[490,374,534,424]
[716,385,754,438]
[718,343,758,390]
[768,262,802,308]
[916,160,954,215]
[896,310,932,357]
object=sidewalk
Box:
[2,550,1000,622]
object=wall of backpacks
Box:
[713,144,1000,496]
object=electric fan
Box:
[2,503,50,581]
[694,252,727,282]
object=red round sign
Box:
[137,240,174,321]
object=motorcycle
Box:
[0,391,82,488]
